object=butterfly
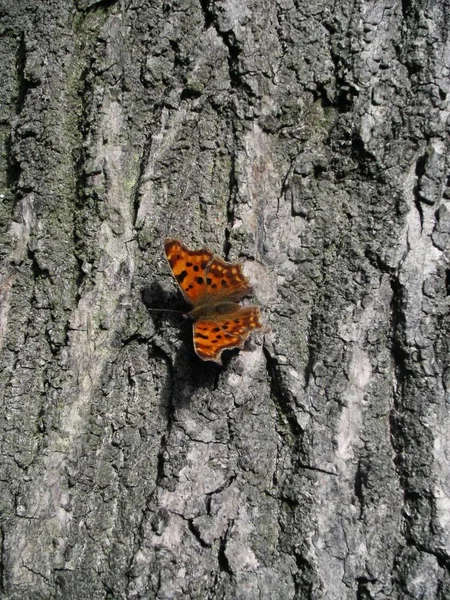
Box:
[164,238,263,364]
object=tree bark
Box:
[1,0,449,598]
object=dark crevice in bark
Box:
[208,475,236,508]
[388,273,409,521]
[205,493,212,515]
[217,521,233,574]
[348,136,378,178]
[217,542,231,573]
[44,320,67,356]
[198,0,253,97]
[280,162,295,216]
[388,275,441,564]
[72,60,96,297]
[2,132,18,235]
[263,346,303,439]
[198,0,215,31]
[435,549,450,573]
[188,519,211,548]
[296,463,336,476]
[365,245,396,276]
[264,346,319,478]
[73,254,85,305]
[148,349,175,496]
[102,580,116,600]
[76,0,119,14]
[326,36,357,114]
[266,489,299,507]
[312,82,334,109]
[332,80,355,114]
[120,331,151,347]
[389,274,408,399]
[304,311,318,388]
[0,527,4,596]
[211,365,224,390]
[354,459,365,519]
[168,39,183,69]
[414,152,427,229]
[225,411,236,446]
[356,575,377,599]
[223,122,238,258]
[14,31,28,115]
[197,0,254,259]
[400,0,420,21]
[27,246,49,280]
[131,130,152,233]
[126,501,159,592]
[328,134,376,184]
[221,32,246,93]
[404,538,450,575]
[293,551,315,598]
[4,127,20,221]
[180,86,203,101]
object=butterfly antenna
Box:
[146,307,184,314]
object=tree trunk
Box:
[1,0,449,598]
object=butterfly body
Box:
[164,239,262,364]
[187,301,242,319]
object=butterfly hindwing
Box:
[193,306,262,364]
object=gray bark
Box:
[1,0,449,598]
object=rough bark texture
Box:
[1,0,449,598]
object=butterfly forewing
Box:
[204,256,253,303]
[165,239,253,306]
[164,239,213,305]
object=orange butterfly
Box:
[164,238,262,364]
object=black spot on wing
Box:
[176,270,188,284]
[195,332,209,340]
